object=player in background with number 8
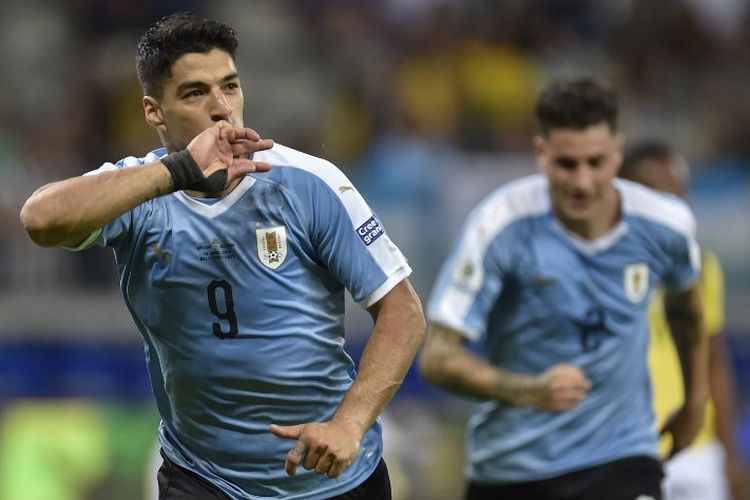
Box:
[20,13,425,500]
[419,78,708,500]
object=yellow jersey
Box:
[648,249,724,455]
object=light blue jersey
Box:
[78,144,411,499]
[427,174,699,484]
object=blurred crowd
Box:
[1,0,749,295]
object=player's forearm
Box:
[21,162,173,247]
[666,289,709,408]
[420,332,539,406]
[709,335,743,459]
[332,281,425,438]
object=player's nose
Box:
[570,165,595,191]
[209,88,233,122]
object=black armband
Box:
[161,149,228,193]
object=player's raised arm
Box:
[20,122,272,248]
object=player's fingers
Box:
[230,141,250,157]
[552,391,585,411]
[223,126,266,144]
[250,138,274,153]
[270,423,303,440]
[327,458,351,479]
[230,159,271,175]
[252,161,272,172]
[570,387,588,401]
[303,443,327,470]
[284,440,307,476]
[314,453,335,475]
[229,137,274,153]
[214,120,236,141]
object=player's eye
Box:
[588,156,604,168]
[555,157,577,170]
[183,89,205,99]
[224,82,239,91]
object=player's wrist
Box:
[161,149,227,193]
[330,412,369,441]
[504,373,543,407]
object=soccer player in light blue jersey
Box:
[20,14,425,500]
[419,78,708,500]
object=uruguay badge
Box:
[623,263,649,303]
[256,225,287,269]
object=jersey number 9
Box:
[207,279,239,339]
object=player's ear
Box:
[143,96,165,129]
[533,135,547,172]
[614,133,625,173]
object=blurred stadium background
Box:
[1,1,749,498]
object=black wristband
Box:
[161,149,228,193]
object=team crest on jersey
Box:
[256,225,287,269]
[623,263,649,303]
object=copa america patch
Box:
[357,216,384,246]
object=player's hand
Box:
[531,364,591,412]
[270,420,361,479]
[660,402,705,460]
[187,121,274,186]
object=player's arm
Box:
[270,278,425,479]
[419,323,590,412]
[661,281,709,458]
[709,333,748,498]
[20,122,272,248]
[21,163,173,247]
[700,255,748,497]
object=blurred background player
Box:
[620,141,748,500]
[420,77,708,500]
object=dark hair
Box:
[535,77,618,136]
[620,140,674,178]
[136,13,239,97]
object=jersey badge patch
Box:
[624,263,649,303]
[256,225,287,269]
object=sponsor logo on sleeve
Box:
[357,216,384,246]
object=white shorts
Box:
[662,439,729,500]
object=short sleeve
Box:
[661,204,701,292]
[301,169,411,308]
[67,157,155,251]
[426,212,510,342]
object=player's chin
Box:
[563,202,593,220]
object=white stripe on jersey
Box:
[430,175,549,340]
[617,177,701,275]
[255,144,372,227]
[255,143,411,307]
